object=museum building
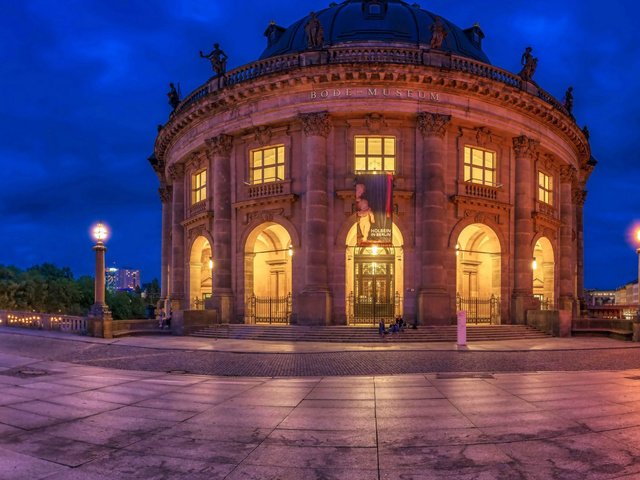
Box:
[150,0,594,329]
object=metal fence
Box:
[246,294,292,325]
[348,291,402,326]
[456,295,500,324]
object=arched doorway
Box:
[345,223,404,326]
[244,223,293,324]
[533,237,555,309]
[456,224,501,324]
[189,236,213,310]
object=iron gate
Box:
[348,291,402,326]
[456,295,501,324]
[246,294,292,324]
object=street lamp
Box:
[89,222,112,338]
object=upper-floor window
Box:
[191,169,207,205]
[354,136,396,173]
[250,145,285,184]
[538,171,553,205]
[464,146,496,186]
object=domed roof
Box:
[260,0,490,64]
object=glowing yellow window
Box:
[250,145,286,185]
[354,136,396,173]
[538,171,553,205]
[463,146,497,186]
[191,170,207,205]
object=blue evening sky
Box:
[0,0,637,289]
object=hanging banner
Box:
[355,174,393,245]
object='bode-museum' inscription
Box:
[310,88,441,101]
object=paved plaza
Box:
[2,329,640,478]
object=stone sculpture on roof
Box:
[518,46,538,81]
[167,83,180,110]
[564,86,574,115]
[200,43,228,76]
[305,12,324,49]
[430,16,447,49]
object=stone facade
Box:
[151,2,592,328]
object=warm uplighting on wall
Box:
[92,223,109,243]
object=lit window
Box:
[354,136,396,173]
[191,169,207,205]
[538,171,553,205]
[463,146,496,186]
[250,145,285,184]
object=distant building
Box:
[586,282,638,307]
[614,282,638,306]
[105,267,141,292]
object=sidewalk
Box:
[1,325,637,354]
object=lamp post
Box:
[636,230,640,308]
[89,222,112,338]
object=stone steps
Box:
[190,324,550,343]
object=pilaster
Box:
[417,112,452,325]
[168,163,186,311]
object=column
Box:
[416,112,452,325]
[574,188,587,305]
[206,134,235,323]
[159,184,173,311]
[511,135,539,324]
[298,112,332,325]
[558,166,576,313]
[168,164,186,312]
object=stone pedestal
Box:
[297,289,332,326]
[88,304,112,339]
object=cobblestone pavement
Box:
[2,330,640,377]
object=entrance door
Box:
[351,246,396,325]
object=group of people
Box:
[379,316,413,338]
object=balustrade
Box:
[0,310,87,334]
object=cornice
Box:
[155,63,590,167]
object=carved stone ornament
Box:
[475,127,493,147]
[186,152,204,171]
[188,225,206,241]
[254,125,273,146]
[512,135,539,158]
[244,208,285,225]
[159,185,173,203]
[365,113,387,133]
[299,112,332,138]
[540,153,557,173]
[559,165,578,184]
[167,163,185,181]
[572,189,587,205]
[205,134,234,157]
[417,112,452,139]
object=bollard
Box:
[457,311,467,346]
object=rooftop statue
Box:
[167,83,180,110]
[200,43,228,76]
[518,46,538,82]
[430,17,448,49]
[582,125,590,140]
[305,12,324,49]
[564,86,574,115]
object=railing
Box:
[170,46,570,120]
[330,46,421,65]
[247,180,289,199]
[586,305,638,320]
[348,291,402,326]
[0,310,88,334]
[189,200,207,217]
[536,201,557,219]
[534,295,555,311]
[246,294,292,324]
[456,295,500,324]
[464,182,499,200]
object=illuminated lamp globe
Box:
[92,223,109,243]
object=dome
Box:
[260,0,490,64]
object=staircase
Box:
[190,324,550,343]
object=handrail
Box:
[170,46,569,121]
